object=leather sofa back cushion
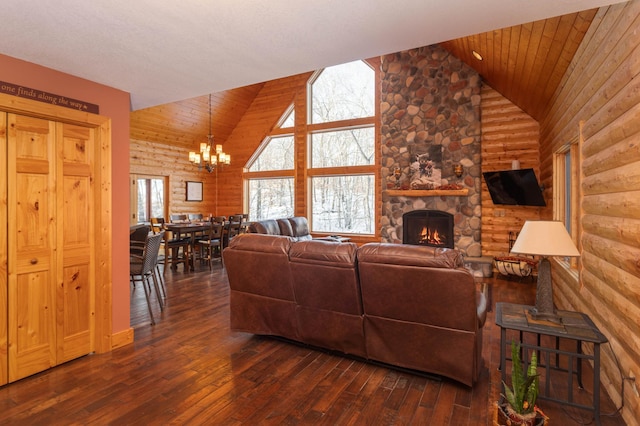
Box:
[277,219,294,236]
[228,232,294,254]
[290,240,363,315]
[224,234,296,300]
[289,239,358,267]
[357,243,476,331]
[357,243,463,268]
[288,217,311,239]
[249,219,280,235]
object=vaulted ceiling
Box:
[441,9,599,121]
[130,7,601,147]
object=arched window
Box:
[245,109,295,220]
[308,60,376,234]
[244,59,378,235]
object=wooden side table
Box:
[495,302,608,425]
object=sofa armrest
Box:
[476,283,488,328]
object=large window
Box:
[245,125,295,221]
[243,59,378,235]
[308,60,376,235]
[134,175,166,223]
[553,127,581,267]
[248,178,294,221]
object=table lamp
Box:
[510,220,580,322]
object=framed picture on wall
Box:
[186,181,203,201]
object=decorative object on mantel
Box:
[188,93,231,173]
[453,164,464,178]
[510,221,580,323]
[410,145,443,190]
[393,167,402,189]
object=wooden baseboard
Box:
[111,327,134,349]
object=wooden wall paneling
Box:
[222,73,312,218]
[0,113,6,385]
[539,2,640,423]
[480,85,541,258]
[130,138,217,218]
[294,88,308,217]
[441,9,597,121]
[130,84,264,148]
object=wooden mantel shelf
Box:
[384,189,469,197]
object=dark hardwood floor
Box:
[0,261,626,425]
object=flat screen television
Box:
[482,168,546,207]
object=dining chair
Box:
[170,214,189,223]
[188,213,204,221]
[198,221,223,269]
[225,220,243,248]
[130,224,165,297]
[130,232,165,325]
[151,217,190,274]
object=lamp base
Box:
[527,307,562,325]
[531,257,562,324]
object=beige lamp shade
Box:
[511,220,580,257]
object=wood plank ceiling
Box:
[130,82,264,148]
[130,8,599,147]
[441,8,598,121]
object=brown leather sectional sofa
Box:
[223,233,488,386]
[247,216,312,241]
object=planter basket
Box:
[494,256,537,277]
[492,402,548,426]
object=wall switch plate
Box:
[630,370,639,398]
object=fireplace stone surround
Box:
[380,45,482,258]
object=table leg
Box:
[594,343,601,425]
[499,326,506,384]
[577,340,584,389]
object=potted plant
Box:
[494,341,548,426]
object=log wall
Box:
[540,2,640,424]
[129,138,219,218]
[480,86,541,257]
[217,72,312,217]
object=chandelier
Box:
[188,93,230,173]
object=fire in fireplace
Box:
[403,210,454,248]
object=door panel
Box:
[57,123,93,363]
[7,114,57,382]
[0,113,7,386]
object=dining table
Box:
[163,222,211,271]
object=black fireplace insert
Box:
[403,210,454,248]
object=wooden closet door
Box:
[7,114,57,382]
[56,122,94,362]
[0,113,7,386]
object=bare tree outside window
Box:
[137,177,164,222]
[311,175,374,233]
[311,128,374,167]
[309,60,375,234]
[310,61,375,123]
[247,135,295,221]
[248,136,294,172]
[248,178,294,221]
[244,59,377,234]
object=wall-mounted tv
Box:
[482,168,546,207]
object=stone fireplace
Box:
[403,210,454,248]
[380,44,482,258]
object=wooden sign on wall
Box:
[0,81,99,114]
